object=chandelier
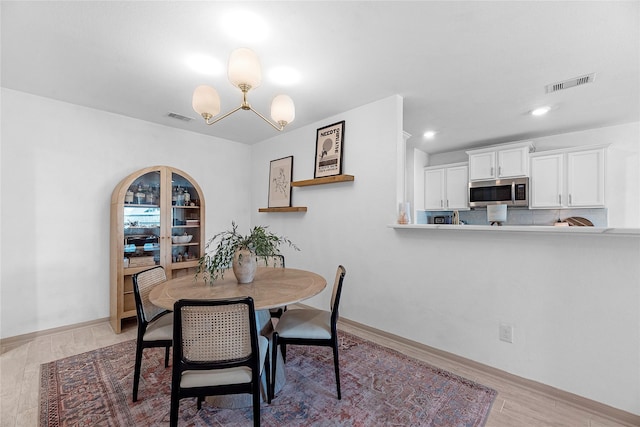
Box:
[192,48,295,131]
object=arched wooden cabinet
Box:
[110,166,205,333]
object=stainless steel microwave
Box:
[469,177,529,207]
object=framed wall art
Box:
[268,156,294,207]
[314,121,345,178]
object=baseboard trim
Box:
[0,317,111,354]
[338,316,640,427]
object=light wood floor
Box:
[0,318,636,427]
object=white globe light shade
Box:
[228,48,262,89]
[192,85,221,117]
[271,94,295,124]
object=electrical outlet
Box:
[499,323,513,343]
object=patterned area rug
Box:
[40,332,497,426]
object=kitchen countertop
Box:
[389,224,640,236]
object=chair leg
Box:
[332,339,341,400]
[169,391,180,427]
[264,345,271,404]
[271,332,278,400]
[253,385,261,427]
[164,346,170,368]
[132,342,143,402]
[197,396,203,410]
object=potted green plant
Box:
[197,221,299,284]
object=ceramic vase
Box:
[232,248,257,284]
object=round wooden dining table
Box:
[149,266,327,407]
[149,266,327,311]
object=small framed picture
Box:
[268,156,294,207]
[314,121,345,178]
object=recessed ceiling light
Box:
[268,66,301,86]
[531,106,551,116]
[423,130,437,139]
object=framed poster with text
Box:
[268,156,293,207]
[314,121,345,178]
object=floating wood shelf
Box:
[291,174,355,187]
[258,207,307,213]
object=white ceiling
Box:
[2,1,638,154]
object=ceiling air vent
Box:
[167,112,193,122]
[546,73,596,93]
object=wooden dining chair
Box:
[256,254,287,318]
[170,297,270,427]
[271,265,346,399]
[131,265,173,402]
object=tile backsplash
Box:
[417,208,607,227]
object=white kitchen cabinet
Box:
[567,149,606,207]
[530,154,564,208]
[467,142,532,181]
[424,163,469,210]
[530,147,606,209]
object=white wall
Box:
[0,88,251,338]
[250,95,640,415]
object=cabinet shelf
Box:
[125,203,159,208]
[291,174,354,187]
[258,207,307,213]
[171,259,199,268]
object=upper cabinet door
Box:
[468,152,495,181]
[424,168,445,210]
[530,154,564,208]
[498,146,529,178]
[567,148,605,207]
[445,165,469,209]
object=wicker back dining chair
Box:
[256,254,287,318]
[131,265,173,402]
[170,297,270,427]
[271,265,346,399]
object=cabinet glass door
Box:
[123,171,161,269]
[170,172,202,267]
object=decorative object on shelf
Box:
[192,48,295,131]
[397,202,411,224]
[565,216,594,226]
[197,222,299,284]
[487,204,507,226]
[172,234,193,244]
[268,156,293,208]
[314,121,345,178]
